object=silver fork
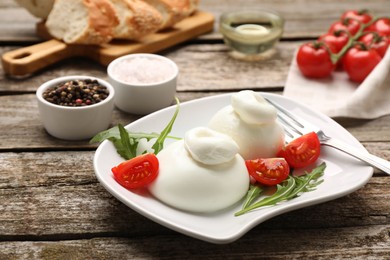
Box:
[266,98,390,175]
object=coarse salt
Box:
[112,56,175,85]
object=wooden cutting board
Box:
[2,11,214,77]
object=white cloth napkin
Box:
[283,47,390,119]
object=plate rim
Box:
[93,92,373,244]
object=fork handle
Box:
[322,139,390,175]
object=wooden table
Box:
[1,0,389,258]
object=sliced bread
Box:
[143,0,199,29]
[110,0,163,40]
[46,0,119,44]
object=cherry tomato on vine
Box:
[112,153,159,189]
[296,42,335,78]
[245,158,290,186]
[277,132,321,169]
[329,18,361,36]
[319,31,349,54]
[341,10,372,24]
[343,44,382,83]
[365,18,390,37]
[358,33,389,57]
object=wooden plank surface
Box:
[1,0,390,258]
[0,92,390,150]
[2,0,390,42]
[1,41,295,92]
[0,151,389,256]
[1,226,389,259]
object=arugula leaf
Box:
[235,162,326,216]
[241,185,262,210]
[235,177,296,216]
[287,163,326,199]
[151,97,180,154]
[90,98,181,160]
[90,126,163,144]
[117,124,136,160]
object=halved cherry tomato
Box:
[278,132,321,169]
[112,153,159,189]
[329,18,361,36]
[245,158,290,186]
[343,44,382,83]
[296,42,335,78]
[341,10,372,24]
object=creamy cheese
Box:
[149,128,249,213]
[184,127,239,165]
[209,90,285,160]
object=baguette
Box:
[21,0,199,44]
[142,0,199,29]
[46,0,119,44]
[111,0,163,40]
[164,0,199,19]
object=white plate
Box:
[93,92,373,244]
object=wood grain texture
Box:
[0,151,389,234]
[1,41,295,92]
[0,226,389,259]
[1,0,389,258]
[0,93,389,152]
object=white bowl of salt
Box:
[107,53,179,115]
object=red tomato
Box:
[319,31,349,54]
[329,18,361,36]
[358,33,389,57]
[343,45,382,83]
[245,158,290,186]
[296,42,335,78]
[341,10,372,24]
[365,18,390,37]
[112,153,159,189]
[278,132,321,169]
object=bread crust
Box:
[159,0,199,28]
[76,0,119,44]
[112,0,163,40]
[35,0,200,44]
[46,0,119,45]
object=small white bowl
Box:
[107,53,178,115]
[36,75,115,140]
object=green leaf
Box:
[117,124,136,160]
[151,97,180,154]
[288,162,326,199]
[89,125,120,143]
[89,98,181,160]
[235,177,296,216]
[235,163,326,216]
[90,125,173,144]
[241,185,263,210]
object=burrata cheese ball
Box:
[208,90,285,160]
[148,127,250,213]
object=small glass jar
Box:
[219,10,284,60]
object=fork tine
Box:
[264,98,390,175]
[276,113,304,139]
[264,97,314,142]
[265,98,304,129]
